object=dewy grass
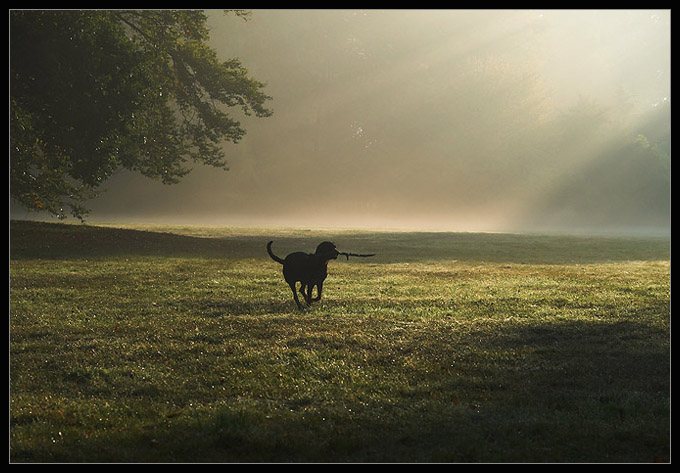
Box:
[9,221,670,463]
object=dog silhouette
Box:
[267,241,339,310]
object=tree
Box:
[10,10,272,220]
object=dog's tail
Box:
[267,241,285,264]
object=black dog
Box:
[267,240,339,310]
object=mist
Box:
[20,10,671,234]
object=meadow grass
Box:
[9,220,670,462]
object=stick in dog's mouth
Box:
[338,251,376,261]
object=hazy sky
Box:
[22,9,671,232]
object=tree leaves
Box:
[10,10,272,220]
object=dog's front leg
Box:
[312,282,323,301]
[300,284,313,304]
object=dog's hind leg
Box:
[289,281,306,310]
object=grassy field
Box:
[9,220,670,463]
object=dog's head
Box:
[315,241,339,260]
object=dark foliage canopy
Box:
[10,10,272,220]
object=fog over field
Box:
[17,10,670,233]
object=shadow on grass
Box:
[12,318,668,463]
[176,297,298,317]
[10,220,671,264]
[10,220,235,260]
